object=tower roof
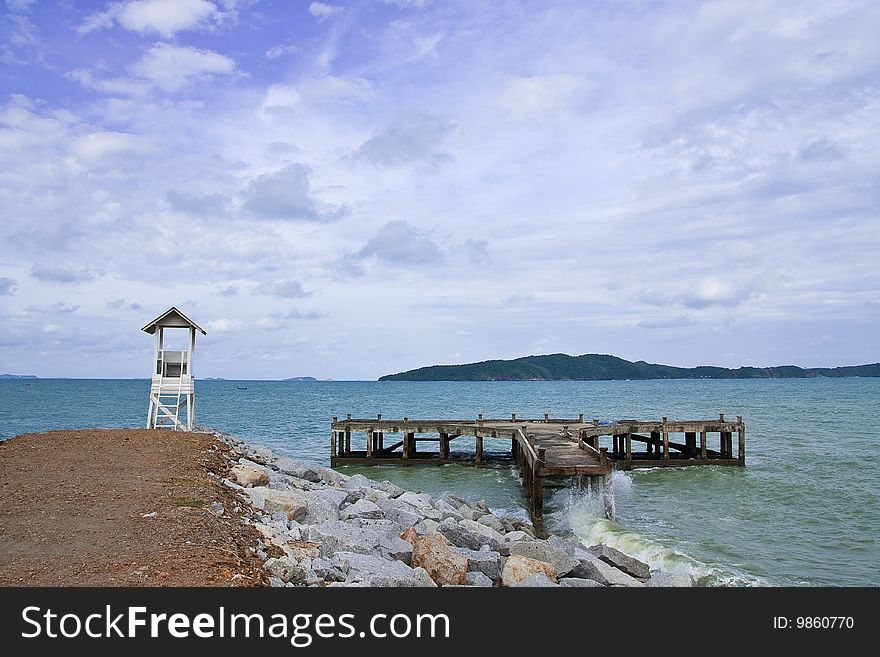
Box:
[141,307,206,335]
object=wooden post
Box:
[533,473,544,518]
[366,431,373,458]
[685,431,696,456]
[408,432,415,457]
[330,431,337,465]
[626,432,632,464]
[602,474,614,519]
[345,429,351,453]
[402,432,410,459]
[475,436,483,464]
[662,418,670,461]
[440,433,449,460]
[650,431,660,456]
[544,413,549,422]
[511,413,516,422]
[578,413,584,423]
[378,431,384,451]
[700,430,707,460]
[738,424,745,465]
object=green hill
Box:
[378,354,880,381]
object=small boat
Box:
[23,383,32,387]
[236,385,248,390]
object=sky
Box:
[0,0,878,380]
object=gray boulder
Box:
[464,571,493,587]
[342,474,377,491]
[310,557,347,582]
[453,547,503,583]
[274,457,322,483]
[333,552,423,587]
[437,518,489,551]
[476,514,505,533]
[645,570,696,587]
[513,572,559,587]
[376,480,405,498]
[398,491,434,510]
[264,557,308,584]
[307,521,382,557]
[559,577,604,587]
[434,499,465,521]
[340,499,383,520]
[588,545,651,581]
[509,540,576,576]
[570,549,645,587]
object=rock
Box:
[474,500,490,515]
[570,549,645,587]
[407,532,468,586]
[476,514,505,533]
[414,519,438,535]
[310,487,349,509]
[437,492,470,509]
[365,489,390,504]
[285,540,321,562]
[264,557,308,584]
[453,547,503,583]
[464,571,493,587]
[286,526,303,542]
[221,478,243,491]
[434,499,465,521]
[274,457,322,483]
[268,577,285,588]
[208,501,225,517]
[246,487,309,521]
[412,566,439,587]
[376,480,405,498]
[342,474,376,491]
[588,545,651,581]
[377,534,414,565]
[313,466,349,486]
[501,555,558,587]
[509,540,576,576]
[458,519,505,551]
[230,464,270,488]
[340,499,383,521]
[333,552,423,587]
[559,577,604,588]
[243,445,277,465]
[513,572,560,587]
[645,571,696,587]
[307,521,382,557]
[503,530,532,544]
[302,496,341,525]
[398,491,434,510]
[311,557,347,582]
[269,511,288,523]
[375,498,423,532]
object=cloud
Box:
[80,0,219,38]
[244,164,346,221]
[355,111,453,167]
[358,220,440,265]
[66,69,150,97]
[255,279,309,298]
[496,74,584,121]
[638,315,694,329]
[106,298,141,311]
[0,277,17,295]
[309,2,343,21]
[276,308,322,320]
[265,43,301,60]
[218,285,239,297]
[677,277,756,309]
[798,136,844,161]
[71,131,151,165]
[203,317,242,333]
[167,189,227,216]
[129,43,236,92]
[26,302,80,314]
[31,263,98,284]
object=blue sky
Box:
[1,0,878,379]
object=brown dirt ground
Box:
[0,429,268,587]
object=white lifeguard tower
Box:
[142,307,206,431]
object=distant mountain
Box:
[0,374,38,379]
[378,354,880,381]
[283,376,319,381]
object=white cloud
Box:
[31,263,99,284]
[265,43,301,60]
[309,2,343,21]
[203,317,243,333]
[358,221,440,265]
[66,69,150,97]
[129,43,236,92]
[0,277,17,295]
[255,280,309,299]
[80,0,219,38]
[71,131,151,165]
[355,110,453,167]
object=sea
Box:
[1,377,877,587]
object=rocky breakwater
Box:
[212,431,694,588]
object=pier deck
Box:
[330,413,745,526]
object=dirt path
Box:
[0,429,267,586]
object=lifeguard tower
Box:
[142,307,206,431]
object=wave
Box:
[543,471,767,587]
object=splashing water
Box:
[543,471,768,586]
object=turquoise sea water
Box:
[1,378,878,586]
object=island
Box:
[378,353,880,381]
[282,376,319,381]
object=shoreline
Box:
[211,428,692,587]
[0,426,693,587]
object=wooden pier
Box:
[330,413,745,526]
